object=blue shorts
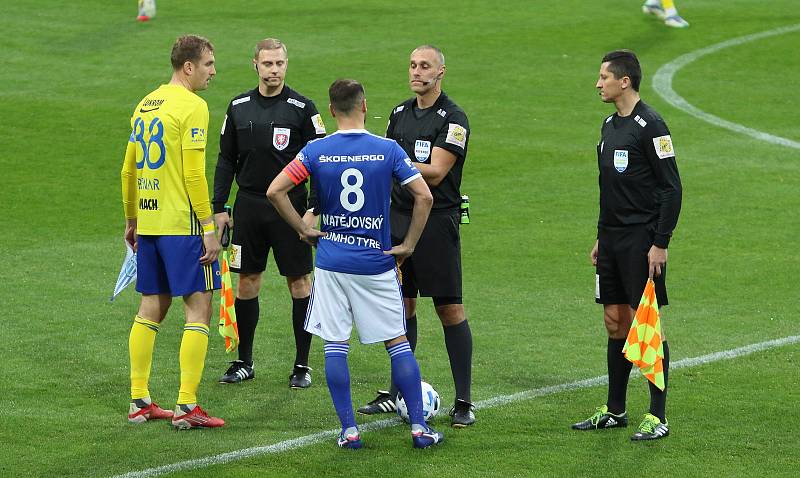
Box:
[136,235,220,296]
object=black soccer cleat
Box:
[571,405,628,430]
[357,390,396,415]
[289,365,313,389]
[449,399,476,428]
[631,413,669,441]
[219,360,254,384]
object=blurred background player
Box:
[137,0,156,22]
[642,0,689,28]
[571,49,682,441]
[212,39,326,388]
[357,45,475,428]
[267,79,442,449]
[121,35,224,429]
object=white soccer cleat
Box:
[664,15,690,28]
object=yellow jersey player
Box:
[642,0,689,28]
[120,34,224,429]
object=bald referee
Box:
[357,45,475,428]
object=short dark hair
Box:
[170,35,214,71]
[329,79,365,115]
[602,50,641,91]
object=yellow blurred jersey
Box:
[124,84,209,235]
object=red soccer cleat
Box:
[128,401,174,423]
[171,405,225,429]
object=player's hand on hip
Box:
[384,244,413,266]
[590,239,599,266]
[200,233,222,265]
[301,209,318,230]
[299,228,326,246]
[648,245,667,279]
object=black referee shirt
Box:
[387,91,469,213]
[597,100,682,248]
[212,86,326,214]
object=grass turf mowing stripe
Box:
[111,335,800,478]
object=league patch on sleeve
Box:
[311,114,326,135]
[445,123,468,149]
[652,135,675,159]
[190,127,206,145]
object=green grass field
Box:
[1,1,799,476]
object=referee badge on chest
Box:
[414,140,431,162]
[613,149,629,173]
[273,127,291,151]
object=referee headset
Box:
[422,64,445,85]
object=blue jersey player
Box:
[268,79,442,449]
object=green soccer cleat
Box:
[631,413,669,440]
[571,405,628,430]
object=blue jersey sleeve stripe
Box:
[400,172,422,186]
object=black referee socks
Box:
[444,320,473,403]
[235,297,259,365]
[648,341,670,422]
[292,296,312,367]
[607,337,633,415]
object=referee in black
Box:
[571,50,682,440]
[212,38,326,388]
[357,45,475,427]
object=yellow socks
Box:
[177,323,209,405]
[129,315,160,400]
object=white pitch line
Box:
[652,23,800,149]
[113,335,800,478]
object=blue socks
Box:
[324,342,356,431]
[387,341,425,426]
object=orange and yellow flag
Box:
[218,248,239,353]
[623,278,665,390]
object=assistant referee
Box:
[571,50,682,441]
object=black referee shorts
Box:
[595,225,668,309]
[391,210,462,300]
[230,191,312,276]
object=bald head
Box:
[412,44,445,67]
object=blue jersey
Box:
[283,129,421,274]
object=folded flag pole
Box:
[111,243,137,302]
[218,206,239,353]
[623,278,665,391]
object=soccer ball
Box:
[396,381,440,423]
[137,0,157,21]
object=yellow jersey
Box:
[121,84,212,235]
